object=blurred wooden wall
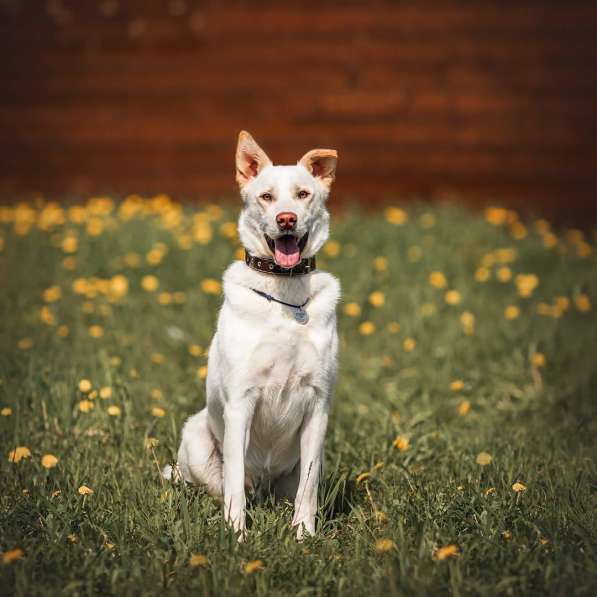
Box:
[1,0,596,219]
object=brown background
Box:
[1,1,596,221]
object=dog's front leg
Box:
[293,399,328,539]
[223,396,255,537]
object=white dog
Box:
[165,131,340,538]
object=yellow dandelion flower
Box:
[450,380,464,392]
[151,388,163,399]
[435,544,460,561]
[475,452,492,466]
[387,321,401,333]
[43,286,62,303]
[543,232,559,248]
[576,242,592,258]
[428,271,447,289]
[57,325,69,337]
[61,236,78,253]
[369,291,385,307]
[356,472,371,484]
[243,560,264,574]
[197,365,208,380]
[474,267,491,282]
[407,245,423,262]
[393,436,410,452]
[99,387,112,399]
[504,305,520,320]
[515,274,539,298]
[496,266,512,282]
[444,290,461,305]
[141,275,159,292]
[344,302,361,317]
[485,207,508,225]
[124,252,141,267]
[384,207,408,225]
[403,337,416,352]
[40,306,55,326]
[109,275,129,299]
[62,256,77,270]
[373,256,388,271]
[2,548,24,564]
[510,221,528,240]
[188,344,202,357]
[201,278,221,295]
[67,533,78,544]
[86,218,104,236]
[79,400,94,413]
[78,379,92,393]
[220,221,237,239]
[146,248,164,266]
[1,407,12,416]
[17,338,33,350]
[485,487,496,496]
[78,485,94,495]
[107,405,121,417]
[532,353,545,368]
[41,454,59,469]
[158,292,172,305]
[458,400,471,416]
[502,530,513,540]
[82,301,95,314]
[323,240,341,257]
[151,407,166,418]
[359,321,376,336]
[575,294,591,312]
[536,302,553,317]
[460,311,475,336]
[8,446,32,463]
[151,353,166,364]
[534,219,550,234]
[190,553,209,568]
[374,538,396,553]
[512,482,527,493]
[89,325,104,338]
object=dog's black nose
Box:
[276,211,297,231]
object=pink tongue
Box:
[274,236,301,267]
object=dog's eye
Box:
[297,190,310,200]
[260,192,273,202]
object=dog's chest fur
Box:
[206,261,340,479]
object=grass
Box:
[1,196,596,596]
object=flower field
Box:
[1,196,596,595]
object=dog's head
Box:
[235,131,337,268]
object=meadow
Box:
[1,196,596,596]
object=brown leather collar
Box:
[245,250,316,276]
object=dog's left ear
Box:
[236,131,272,189]
[299,149,338,189]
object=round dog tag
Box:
[294,307,309,325]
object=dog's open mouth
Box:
[265,233,308,268]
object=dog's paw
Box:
[161,462,182,482]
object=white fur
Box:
[169,133,339,539]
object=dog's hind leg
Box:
[168,408,223,497]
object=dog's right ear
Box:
[235,131,272,189]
